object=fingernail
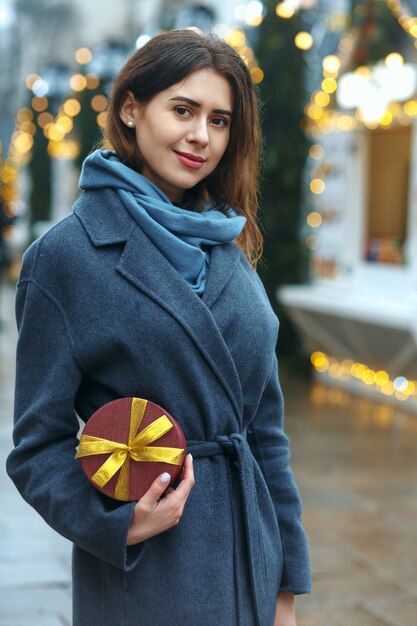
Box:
[160,472,171,484]
[188,453,193,461]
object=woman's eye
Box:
[211,117,228,128]
[175,107,191,117]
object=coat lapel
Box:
[74,189,244,422]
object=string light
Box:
[310,178,325,194]
[385,0,417,41]
[311,351,417,404]
[75,47,93,65]
[275,2,295,19]
[224,27,263,83]
[294,31,314,50]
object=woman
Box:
[7,30,311,626]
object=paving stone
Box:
[0,587,71,624]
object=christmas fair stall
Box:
[280,0,417,413]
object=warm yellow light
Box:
[309,144,325,160]
[381,381,395,396]
[404,100,417,116]
[310,178,325,194]
[407,380,416,394]
[91,95,107,112]
[16,108,33,123]
[37,112,54,128]
[322,78,337,94]
[307,211,323,228]
[31,96,48,112]
[86,73,101,90]
[314,91,330,107]
[337,115,354,131]
[97,111,108,128]
[56,114,73,133]
[374,370,389,386]
[328,363,340,378]
[20,121,36,136]
[351,363,366,378]
[341,359,354,373]
[355,65,371,77]
[364,119,379,130]
[46,124,65,142]
[246,14,263,27]
[250,67,264,84]
[306,104,324,121]
[294,31,314,51]
[48,139,81,160]
[275,2,295,19]
[311,351,325,365]
[63,99,81,117]
[75,47,93,65]
[311,351,329,372]
[322,55,341,75]
[385,52,404,68]
[225,29,246,48]
[361,369,375,385]
[379,110,393,127]
[70,74,88,92]
[25,74,40,90]
[14,133,33,154]
[0,166,16,184]
[2,187,18,202]
[409,24,417,37]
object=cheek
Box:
[213,132,230,162]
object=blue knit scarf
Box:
[79,150,246,295]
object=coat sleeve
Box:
[6,244,143,571]
[247,356,312,594]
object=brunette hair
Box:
[104,29,263,265]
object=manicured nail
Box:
[160,472,171,484]
[188,453,193,461]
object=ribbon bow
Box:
[76,398,184,500]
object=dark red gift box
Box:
[76,397,186,501]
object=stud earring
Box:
[127,120,134,128]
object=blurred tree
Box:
[350,0,407,68]
[28,122,52,229]
[254,3,309,364]
[75,84,104,170]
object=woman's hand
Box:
[126,453,195,545]
[274,592,296,626]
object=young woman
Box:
[7,30,311,626]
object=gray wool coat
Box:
[7,187,311,626]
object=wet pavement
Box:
[1,282,417,626]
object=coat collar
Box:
[74,188,244,422]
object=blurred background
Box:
[1,1,417,625]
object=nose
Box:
[187,117,209,147]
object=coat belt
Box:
[187,434,270,626]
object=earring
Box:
[127,120,134,128]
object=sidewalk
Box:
[1,282,417,625]
[0,284,72,626]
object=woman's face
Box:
[120,68,233,203]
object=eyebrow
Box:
[168,96,233,117]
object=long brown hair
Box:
[104,29,263,265]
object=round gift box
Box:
[77,397,186,501]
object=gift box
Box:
[76,397,186,501]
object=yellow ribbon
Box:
[76,398,184,500]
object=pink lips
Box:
[174,150,206,170]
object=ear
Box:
[119,90,139,127]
